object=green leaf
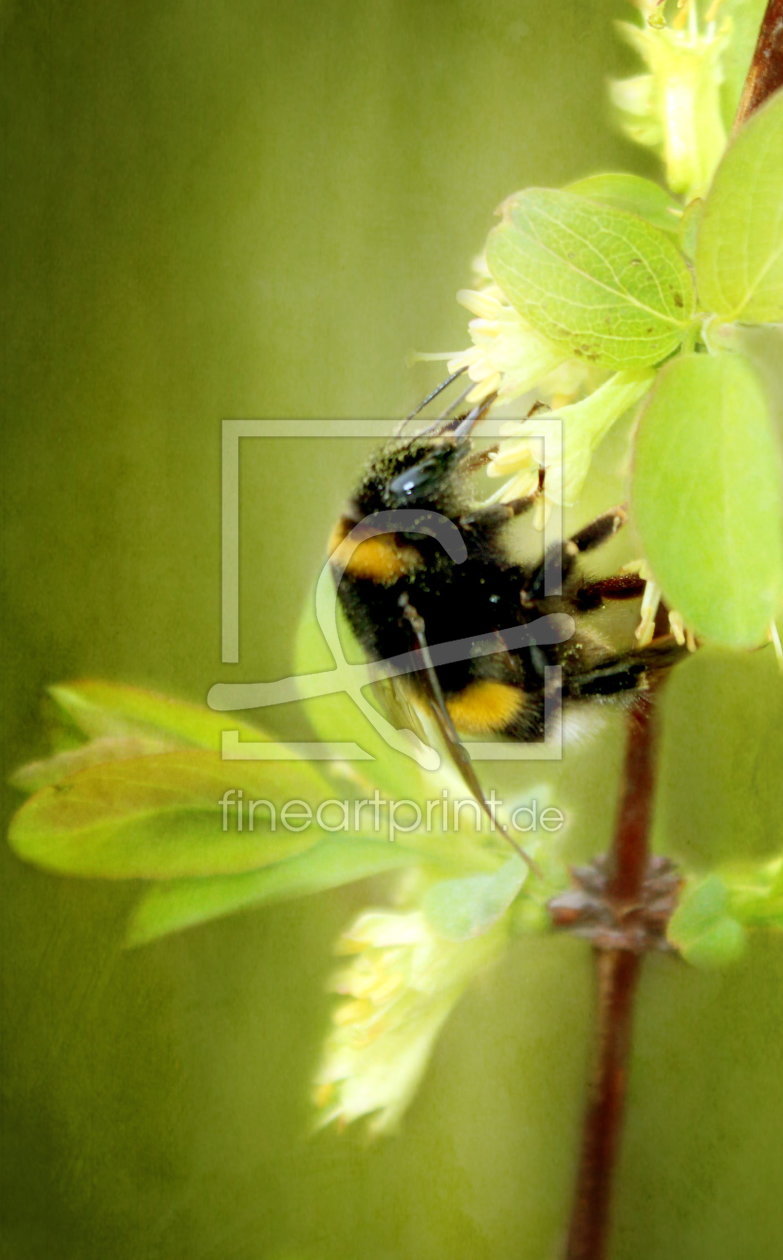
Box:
[656,648,783,867]
[48,679,272,749]
[486,187,694,369]
[8,751,331,879]
[632,351,783,646]
[668,875,746,967]
[695,87,783,323]
[567,172,680,233]
[127,837,441,945]
[9,735,174,793]
[720,858,783,929]
[11,680,303,796]
[421,857,527,942]
[718,0,769,130]
[678,197,704,262]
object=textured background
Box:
[2,3,782,1258]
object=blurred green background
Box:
[2,3,783,1258]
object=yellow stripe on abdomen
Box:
[328,516,420,584]
[446,679,524,734]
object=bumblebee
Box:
[328,387,682,766]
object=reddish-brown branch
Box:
[735,0,783,127]
[562,690,662,1260]
[563,949,642,1260]
[605,696,660,905]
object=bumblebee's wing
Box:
[372,675,430,743]
[398,597,538,875]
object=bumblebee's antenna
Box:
[410,379,476,440]
[407,387,497,448]
[449,390,497,438]
[395,367,467,436]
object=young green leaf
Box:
[567,172,680,233]
[718,0,772,130]
[667,875,746,968]
[421,858,527,942]
[48,679,275,749]
[8,750,330,879]
[695,87,783,323]
[9,735,174,793]
[657,648,783,868]
[725,858,783,929]
[126,836,448,946]
[678,196,704,262]
[632,351,783,646]
[486,187,694,369]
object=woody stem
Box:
[561,689,662,1260]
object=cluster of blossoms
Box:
[446,260,594,409]
[611,0,731,202]
[313,905,507,1134]
[442,0,732,519]
[429,0,736,648]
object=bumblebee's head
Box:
[346,388,493,514]
[371,435,469,510]
[328,436,471,585]
[329,391,494,581]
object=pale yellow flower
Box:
[611,0,731,200]
[446,283,584,405]
[623,558,698,648]
[487,369,655,514]
[313,907,506,1134]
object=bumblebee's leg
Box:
[460,446,498,474]
[398,594,538,874]
[460,469,545,531]
[460,494,539,532]
[568,506,627,555]
[575,572,647,611]
[569,658,647,698]
[526,506,627,600]
[567,638,686,699]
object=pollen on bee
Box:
[446,678,525,734]
[328,515,420,584]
